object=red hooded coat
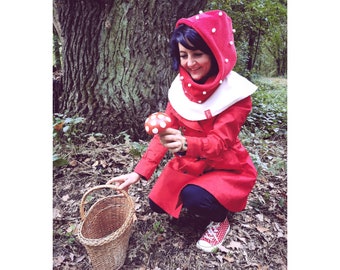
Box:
[134,10,258,218]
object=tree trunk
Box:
[246,29,257,75]
[53,25,62,71]
[53,0,207,141]
[277,35,287,76]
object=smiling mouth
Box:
[189,68,201,74]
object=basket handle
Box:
[79,184,132,221]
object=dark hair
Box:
[169,24,218,75]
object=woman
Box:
[107,10,258,253]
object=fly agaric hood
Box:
[175,10,237,104]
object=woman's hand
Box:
[159,128,187,154]
[106,172,141,191]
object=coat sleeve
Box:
[185,96,252,159]
[134,134,168,180]
[134,103,182,180]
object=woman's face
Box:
[178,43,212,82]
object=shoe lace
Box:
[203,223,219,242]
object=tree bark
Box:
[53,0,207,141]
[53,26,62,71]
[246,29,256,76]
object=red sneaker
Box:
[196,217,230,252]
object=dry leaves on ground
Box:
[53,135,287,270]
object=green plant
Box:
[53,113,85,144]
[130,141,148,159]
[113,130,131,144]
[278,196,286,209]
[53,153,68,167]
[65,224,77,244]
[54,224,76,244]
[53,113,85,167]
[141,231,153,251]
[152,220,165,234]
[244,77,287,140]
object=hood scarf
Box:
[175,10,237,104]
[169,10,258,120]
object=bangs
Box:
[176,25,207,52]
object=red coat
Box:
[134,96,257,218]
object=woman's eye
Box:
[180,55,187,59]
[194,53,203,57]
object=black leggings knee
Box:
[180,184,227,222]
[149,184,228,222]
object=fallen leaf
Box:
[69,160,78,167]
[256,213,264,222]
[135,203,142,211]
[53,208,62,219]
[100,159,108,168]
[75,255,86,263]
[248,241,256,250]
[241,223,252,229]
[273,222,282,232]
[276,214,286,220]
[66,224,76,234]
[69,253,74,261]
[257,265,270,270]
[277,232,287,239]
[87,136,97,143]
[140,215,152,221]
[258,175,267,183]
[156,235,166,242]
[92,160,99,167]
[53,255,65,267]
[218,245,229,253]
[224,255,235,263]
[256,226,269,233]
[236,236,247,244]
[227,240,243,249]
[216,254,224,263]
[54,122,64,131]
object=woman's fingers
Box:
[106,172,141,191]
[159,128,184,152]
[107,175,126,185]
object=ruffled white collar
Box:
[168,71,258,121]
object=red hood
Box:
[175,10,237,103]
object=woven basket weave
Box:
[78,185,135,270]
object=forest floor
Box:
[53,128,287,269]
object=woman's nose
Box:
[187,56,196,67]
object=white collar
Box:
[168,71,258,121]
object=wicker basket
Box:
[78,185,135,270]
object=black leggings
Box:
[149,184,228,222]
